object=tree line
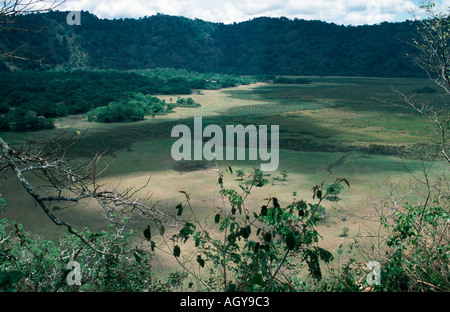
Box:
[0,69,253,131]
[0,11,422,77]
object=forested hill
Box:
[0,11,422,77]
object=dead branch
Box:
[0,134,177,254]
[391,87,450,164]
[0,0,66,62]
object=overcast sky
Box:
[59,0,450,25]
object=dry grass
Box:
[0,77,447,280]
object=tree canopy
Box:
[0,11,422,77]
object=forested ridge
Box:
[0,11,421,77]
[1,2,450,295]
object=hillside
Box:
[0,11,421,77]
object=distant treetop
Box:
[0,11,423,78]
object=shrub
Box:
[14,114,54,131]
[175,97,201,108]
[161,170,348,291]
[0,116,10,131]
[0,219,164,292]
[273,77,312,84]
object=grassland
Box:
[0,76,448,277]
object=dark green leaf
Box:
[175,203,183,216]
[316,247,334,263]
[241,225,251,239]
[272,197,280,208]
[143,225,151,241]
[177,222,196,243]
[196,255,205,267]
[252,273,264,286]
[263,232,272,243]
[173,245,181,257]
[286,231,297,249]
[305,249,322,281]
[260,205,268,216]
[214,213,221,224]
[316,190,322,200]
[226,283,237,292]
[0,271,23,291]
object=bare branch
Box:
[0,0,66,62]
[0,134,177,254]
[390,87,450,164]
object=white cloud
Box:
[60,0,437,25]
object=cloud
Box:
[60,0,429,25]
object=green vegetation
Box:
[0,11,422,77]
[325,183,344,201]
[175,97,201,108]
[222,77,447,160]
[86,94,174,123]
[85,95,201,123]
[0,69,254,130]
[163,171,346,291]
[0,218,180,292]
[2,159,447,292]
[273,77,312,84]
[130,68,255,90]
[1,2,449,295]
[0,76,449,292]
[14,111,55,131]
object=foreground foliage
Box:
[160,169,346,291]
[0,218,186,292]
[0,161,449,292]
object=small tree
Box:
[161,172,349,291]
[280,169,288,181]
[326,183,344,201]
[236,169,245,180]
[401,1,450,164]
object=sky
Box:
[59,0,450,25]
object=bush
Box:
[0,219,165,292]
[162,169,346,291]
[175,97,201,108]
[87,94,177,123]
[0,116,10,131]
[273,77,312,84]
[0,102,10,114]
[413,86,437,94]
[87,101,145,123]
[14,114,54,131]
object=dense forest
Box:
[0,11,422,77]
[0,69,253,131]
